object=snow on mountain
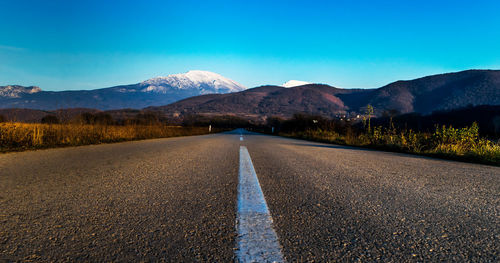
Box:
[0,71,247,110]
[140,70,246,94]
[282,80,311,88]
[0,85,42,98]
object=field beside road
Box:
[267,114,500,166]
[0,122,211,152]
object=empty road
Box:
[1,130,499,262]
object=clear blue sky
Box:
[1,0,499,90]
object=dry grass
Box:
[282,123,500,166]
[0,122,212,152]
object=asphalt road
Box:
[1,130,499,262]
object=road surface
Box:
[1,129,499,262]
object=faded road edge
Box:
[236,146,284,262]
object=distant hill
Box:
[148,69,500,118]
[0,70,245,110]
[338,69,500,114]
[147,84,364,119]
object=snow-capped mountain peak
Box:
[282,80,311,88]
[140,70,246,94]
[0,85,42,98]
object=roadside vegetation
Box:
[0,113,212,152]
[266,108,500,166]
[2,106,499,165]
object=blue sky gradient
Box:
[1,0,499,90]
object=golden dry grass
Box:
[282,123,500,166]
[0,122,211,152]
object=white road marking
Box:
[236,146,284,263]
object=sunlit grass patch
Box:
[282,122,500,166]
[0,122,211,152]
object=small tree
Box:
[78,112,95,124]
[94,113,114,125]
[266,116,284,133]
[41,115,59,124]
[134,112,160,125]
[365,105,374,133]
[0,114,5,123]
[75,112,114,125]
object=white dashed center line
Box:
[236,146,284,262]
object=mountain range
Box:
[149,70,500,118]
[1,69,499,122]
[0,70,245,110]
